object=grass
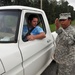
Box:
[49,24,56,32]
[71,20,75,25]
[50,20,75,32]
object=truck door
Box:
[18,10,54,75]
[0,9,24,75]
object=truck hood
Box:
[0,43,22,74]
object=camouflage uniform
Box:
[54,25,75,75]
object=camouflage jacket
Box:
[54,25,75,64]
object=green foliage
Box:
[71,20,75,25]
[0,0,75,25]
[50,24,56,32]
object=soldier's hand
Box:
[55,18,60,30]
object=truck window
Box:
[22,13,46,42]
[0,10,21,43]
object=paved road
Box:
[41,60,58,75]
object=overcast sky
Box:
[57,0,75,10]
[67,0,75,10]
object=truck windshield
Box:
[0,10,21,43]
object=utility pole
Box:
[40,0,42,9]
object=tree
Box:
[43,0,51,23]
[30,0,40,8]
[0,0,11,6]
[0,0,75,24]
[49,0,57,23]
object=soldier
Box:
[54,13,75,75]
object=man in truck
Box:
[22,14,46,41]
[54,13,75,75]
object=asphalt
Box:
[41,60,58,75]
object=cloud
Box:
[56,0,75,10]
[67,0,75,10]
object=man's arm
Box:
[55,18,63,35]
[27,32,46,41]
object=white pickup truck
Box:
[0,6,57,75]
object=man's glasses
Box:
[59,19,66,21]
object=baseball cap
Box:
[59,13,71,20]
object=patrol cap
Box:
[59,13,71,20]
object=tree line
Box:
[0,0,75,24]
